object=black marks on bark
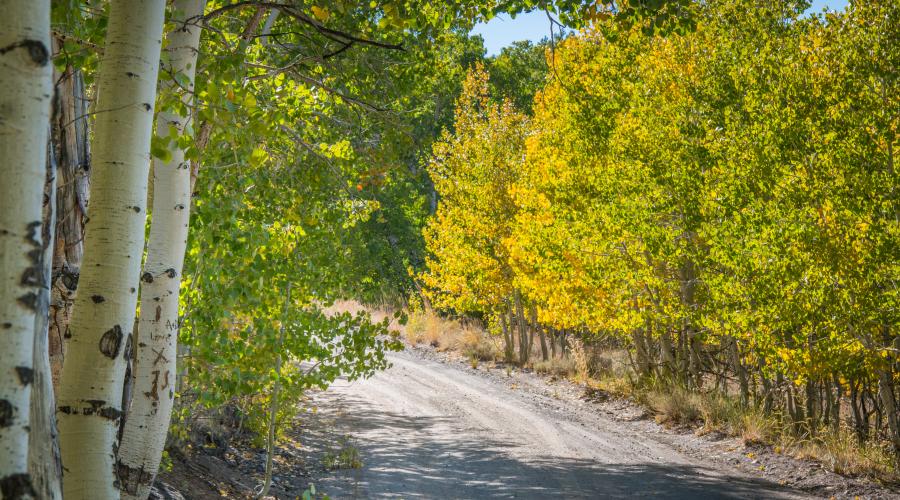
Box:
[142,103,152,111]
[0,399,14,427]
[174,204,185,211]
[154,305,161,321]
[0,473,37,499]
[2,322,11,329]
[59,267,79,289]
[59,400,123,421]
[130,287,136,293]
[129,205,142,213]
[14,366,33,386]
[116,461,154,495]
[165,268,177,278]
[99,406,123,421]
[84,400,105,410]
[141,272,154,283]
[91,294,106,303]
[24,220,41,246]
[16,292,38,312]
[125,71,138,78]
[21,221,44,292]
[85,400,122,421]
[63,325,71,339]
[119,361,132,444]
[0,39,49,66]
[20,265,42,288]
[123,333,133,360]
[99,325,124,359]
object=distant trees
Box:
[422,0,900,449]
[422,64,530,361]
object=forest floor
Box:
[158,345,898,499]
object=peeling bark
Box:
[28,117,63,500]
[49,63,91,389]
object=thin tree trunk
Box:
[728,337,749,407]
[49,64,91,389]
[631,329,652,379]
[660,327,676,380]
[257,283,290,499]
[534,313,549,362]
[499,308,513,363]
[117,2,206,498]
[830,374,842,434]
[29,130,63,500]
[534,321,550,361]
[0,2,52,496]
[514,290,528,365]
[878,369,900,452]
[56,2,166,497]
[850,380,866,441]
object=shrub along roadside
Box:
[404,307,900,485]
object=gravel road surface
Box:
[304,348,810,499]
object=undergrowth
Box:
[401,307,899,485]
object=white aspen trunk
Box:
[0,1,52,497]
[117,2,206,498]
[29,129,63,500]
[56,1,165,498]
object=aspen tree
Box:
[0,1,52,497]
[117,2,206,498]
[56,1,165,497]
[28,131,62,500]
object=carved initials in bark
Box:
[145,370,160,402]
[151,348,168,365]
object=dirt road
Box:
[302,348,810,499]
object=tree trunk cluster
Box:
[1,1,208,498]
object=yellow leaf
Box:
[311,5,330,22]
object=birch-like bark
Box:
[117,2,206,498]
[0,1,52,497]
[28,130,62,500]
[56,1,165,498]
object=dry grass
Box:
[775,428,899,482]
[358,303,900,485]
[534,357,577,377]
[324,300,404,333]
[568,338,590,382]
[739,410,774,446]
[404,309,498,360]
[644,386,703,426]
[635,382,899,483]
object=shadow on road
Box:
[300,392,800,499]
